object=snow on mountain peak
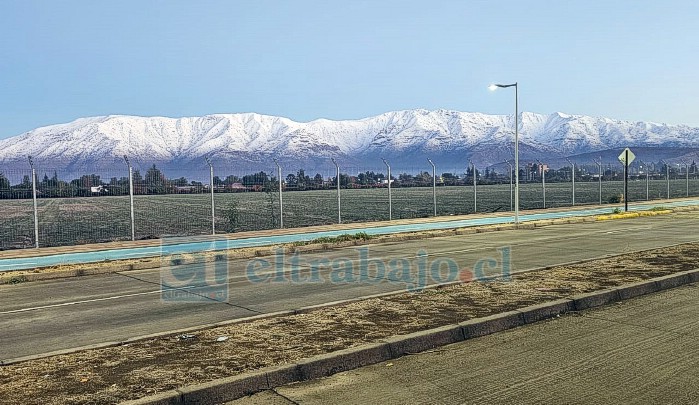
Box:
[0,109,697,173]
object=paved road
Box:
[1,211,698,361]
[2,198,698,271]
[231,282,699,405]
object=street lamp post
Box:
[331,158,341,223]
[489,83,519,224]
[382,158,392,220]
[427,158,437,217]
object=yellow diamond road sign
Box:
[618,148,636,165]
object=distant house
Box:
[226,182,248,192]
[90,185,107,194]
[175,185,200,193]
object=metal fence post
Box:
[123,155,135,241]
[683,160,689,197]
[567,160,575,206]
[537,160,546,208]
[572,162,576,205]
[505,161,513,212]
[273,159,283,228]
[28,156,39,248]
[471,160,477,213]
[331,158,341,223]
[595,157,602,205]
[641,160,649,201]
[382,158,392,220]
[664,161,670,199]
[428,158,436,217]
[205,157,215,235]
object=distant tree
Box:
[224,174,241,185]
[313,173,323,186]
[398,173,414,186]
[340,173,351,187]
[0,173,10,199]
[171,177,188,187]
[67,174,102,196]
[0,173,9,190]
[69,174,101,187]
[357,172,368,185]
[296,169,310,190]
[242,171,269,187]
[416,171,431,186]
[132,169,143,183]
[145,164,167,194]
[50,171,59,187]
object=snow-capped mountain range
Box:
[0,109,697,175]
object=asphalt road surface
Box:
[1,211,698,361]
[231,282,699,404]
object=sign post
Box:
[618,148,636,212]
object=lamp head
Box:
[488,84,498,91]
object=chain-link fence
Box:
[1,156,697,250]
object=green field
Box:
[1,179,697,249]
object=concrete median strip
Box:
[121,268,699,405]
[6,241,663,366]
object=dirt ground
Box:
[1,242,698,404]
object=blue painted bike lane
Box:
[2,199,698,272]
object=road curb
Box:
[383,324,464,357]
[295,342,393,381]
[516,298,574,323]
[121,268,699,405]
[460,310,525,339]
[571,289,622,311]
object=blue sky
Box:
[1,0,698,139]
